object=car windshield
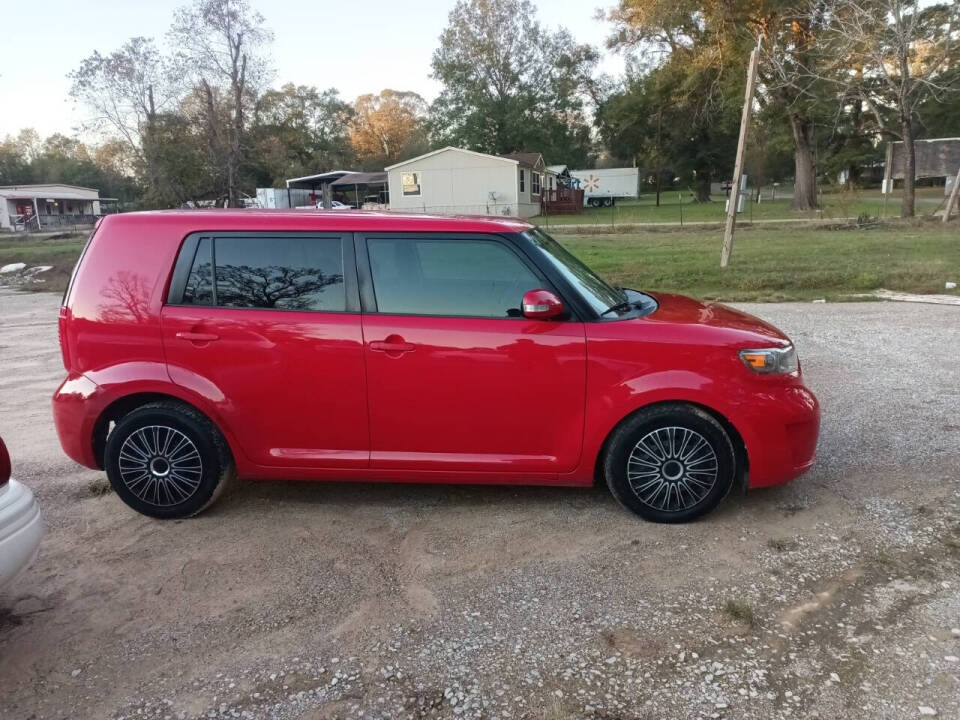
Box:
[523,227,624,316]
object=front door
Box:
[359,234,586,474]
[161,232,368,469]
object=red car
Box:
[53,210,819,523]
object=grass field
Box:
[0,232,88,294]
[558,221,960,302]
[536,186,950,227]
[1,220,957,302]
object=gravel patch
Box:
[0,290,957,720]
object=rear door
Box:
[162,232,368,469]
[358,233,587,475]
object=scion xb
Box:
[53,210,819,523]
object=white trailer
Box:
[570,167,640,207]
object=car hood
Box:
[644,292,791,346]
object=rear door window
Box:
[175,235,346,312]
[366,237,540,317]
[215,236,344,311]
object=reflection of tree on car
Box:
[217,264,343,310]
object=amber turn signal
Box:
[738,345,799,374]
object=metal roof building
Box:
[0,184,102,231]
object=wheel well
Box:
[91,393,218,469]
[593,400,749,491]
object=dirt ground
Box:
[0,288,957,720]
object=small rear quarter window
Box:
[182,237,213,306]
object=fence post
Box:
[943,167,960,223]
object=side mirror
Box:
[522,289,564,320]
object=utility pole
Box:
[721,37,761,268]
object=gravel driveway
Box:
[1,289,958,720]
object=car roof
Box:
[100,209,534,235]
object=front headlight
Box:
[739,345,799,374]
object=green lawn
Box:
[557,221,960,302]
[1,222,957,303]
[536,186,950,227]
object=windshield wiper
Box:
[601,300,636,316]
[600,287,635,316]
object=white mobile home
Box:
[385,147,552,219]
[0,184,102,231]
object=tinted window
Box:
[367,238,540,317]
[182,237,214,306]
[524,227,623,315]
[215,236,344,311]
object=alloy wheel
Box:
[626,426,719,512]
[117,425,204,507]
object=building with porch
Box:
[0,184,102,231]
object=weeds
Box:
[87,478,113,497]
[723,599,756,626]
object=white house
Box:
[385,147,554,219]
[0,184,101,231]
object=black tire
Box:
[603,197,614,207]
[104,401,234,519]
[603,403,736,523]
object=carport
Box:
[330,172,389,209]
[285,171,359,208]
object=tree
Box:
[795,0,959,216]
[0,130,139,201]
[349,90,427,168]
[758,2,838,209]
[69,37,179,201]
[915,68,960,137]
[69,37,175,154]
[606,0,847,209]
[0,129,39,184]
[430,0,598,165]
[140,107,212,207]
[603,2,747,202]
[169,0,273,206]
[604,1,749,202]
[252,84,355,185]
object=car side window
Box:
[182,237,214,306]
[367,237,540,318]
[177,236,345,312]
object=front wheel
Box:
[603,404,736,523]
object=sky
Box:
[0,0,624,141]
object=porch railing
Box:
[10,214,100,231]
[540,187,585,215]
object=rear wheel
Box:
[603,404,736,523]
[104,401,233,519]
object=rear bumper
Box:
[53,373,104,469]
[741,383,821,489]
[0,479,44,589]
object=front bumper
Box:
[0,479,44,589]
[741,383,821,489]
